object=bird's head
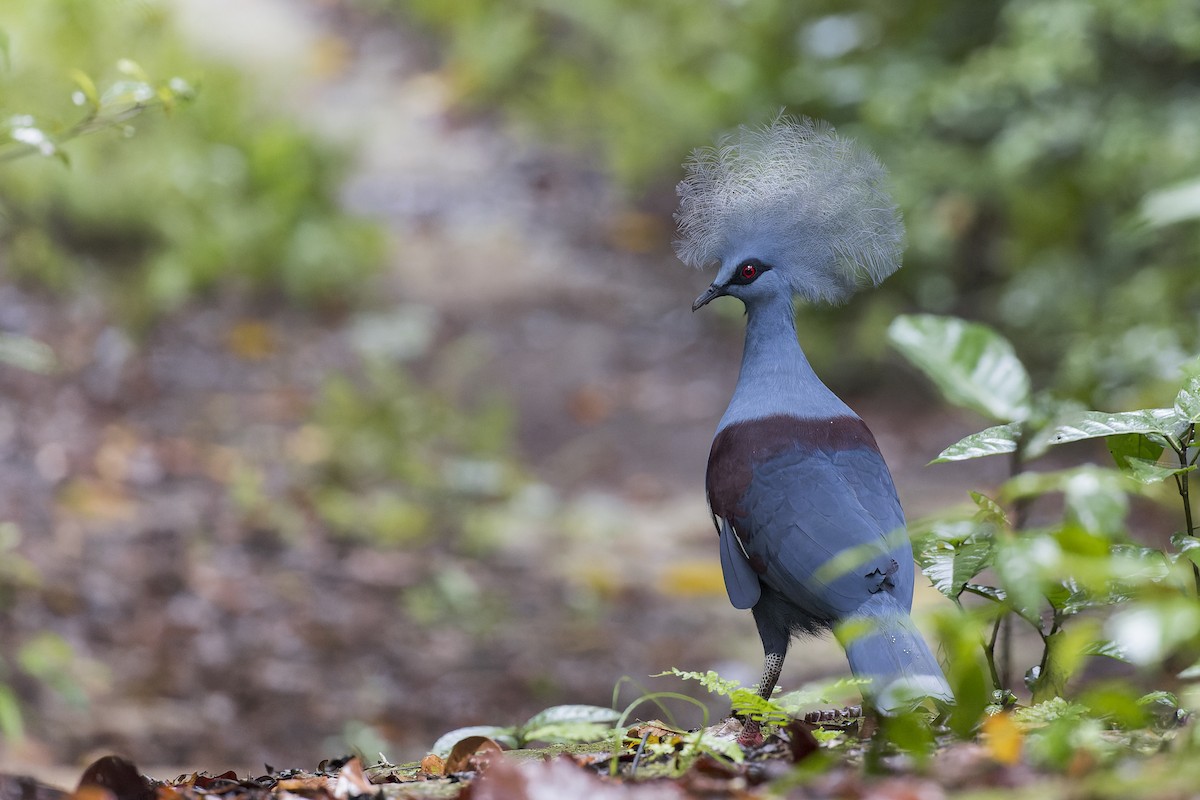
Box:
[691,256,785,311]
[676,115,904,312]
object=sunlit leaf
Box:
[660,668,741,695]
[0,333,57,373]
[116,58,150,81]
[1143,178,1200,227]
[963,583,1006,603]
[1036,408,1184,450]
[1170,533,1200,567]
[916,536,994,600]
[991,535,1057,623]
[1063,471,1129,537]
[1084,639,1129,662]
[888,315,1031,423]
[1122,458,1192,485]
[1000,467,1133,538]
[1174,375,1200,423]
[1013,697,1089,728]
[970,491,1009,525]
[933,423,1021,463]
[70,69,100,110]
[522,704,620,730]
[522,721,614,745]
[1105,601,1200,667]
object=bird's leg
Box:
[738,651,785,747]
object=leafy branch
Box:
[891,314,1200,717]
[0,57,193,165]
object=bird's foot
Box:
[736,719,764,748]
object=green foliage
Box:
[0,1,383,320]
[895,313,1200,737]
[0,55,193,165]
[662,668,868,742]
[302,361,518,548]
[888,314,1032,423]
[389,0,1200,402]
[432,704,621,755]
[0,523,95,742]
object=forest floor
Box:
[0,0,1013,785]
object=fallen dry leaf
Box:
[418,754,444,778]
[331,758,371,799]
[444,735,504,774]
[982,713,1023,766]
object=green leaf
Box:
[1037,408,1183,450]
[999,468,1133,537]
[70,69,100,110]
[774,677,871,713]
[1174,375,1200,423]
[888,315,1032,423]
[1083,639,1129,662]
[691,731,746,763]
[1105,601,1200,667]
[1170,533,1200,567]
[522,704,619,730]
[1013,697,1090,727]
[659,668,742,696]
[1108,433,1164,471]
[1124,460,1194,485]
[933,423,1021,463]
[522,721,614,745]
[963,583,1006,603]
[0,28,9,71]
[0,333,57,373]
[970,491,1009,526]
[0,684,22,740]
[912,518,995,599]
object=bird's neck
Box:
[718,295,855,430]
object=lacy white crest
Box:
[674,116,903,304]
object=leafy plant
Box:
[660,667,864,744]
[890,313,1200,731]
[0,523,96,742]
[295,360,517,550]
[0,54,193,165]
[431,704,621,754]
[0,0,384,320]
[390,0,1200,402]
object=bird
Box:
[676,116,951,745]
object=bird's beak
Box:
[692,284,724,312]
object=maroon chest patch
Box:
[705,414,879,522]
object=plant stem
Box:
[984,614,1003,690]
[1173,425,1199,595]
[1001,447,1031,690]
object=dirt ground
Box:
[0,0,1011,776]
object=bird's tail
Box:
[838,592,953,712]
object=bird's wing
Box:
[732,443,912,621]
[719,516,761,609]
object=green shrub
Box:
[390,0,1200,403]
[0,0,384,320]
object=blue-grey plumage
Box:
[678,116,950,745]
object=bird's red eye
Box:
[740,263,757,280]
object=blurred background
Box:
[0,0,1197,773]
